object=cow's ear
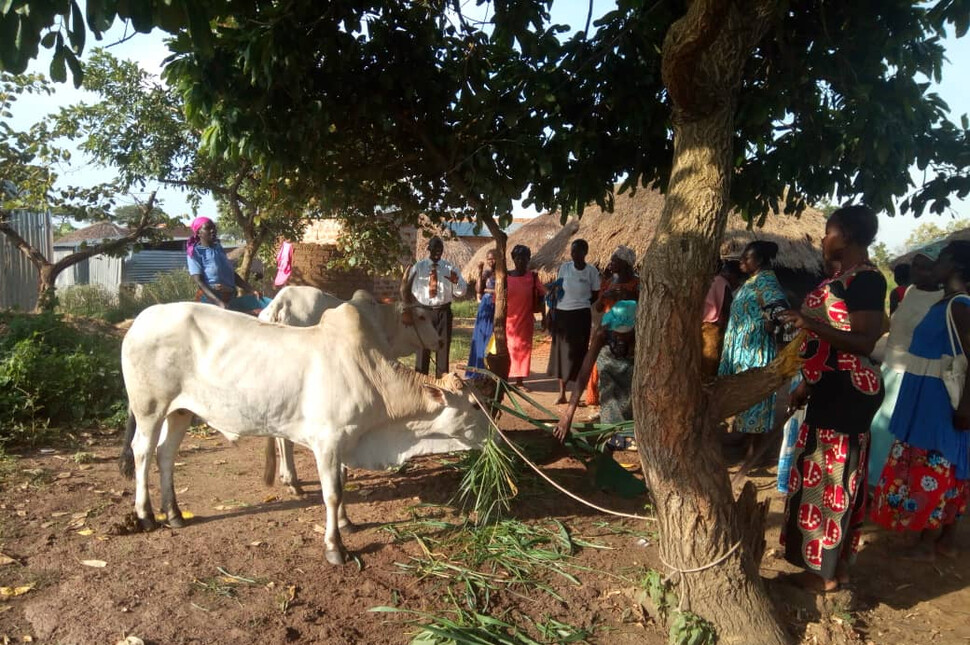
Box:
[421,385,447,405]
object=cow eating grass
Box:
[119,301,489,565]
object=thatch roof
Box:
[528,189,826,281]
[461,211,566,280]
[414,222,475,270]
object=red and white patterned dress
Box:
[781,264,886,579]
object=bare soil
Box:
[1,337,968,645]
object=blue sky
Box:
[9,1,970,253]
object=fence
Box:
[0,211,52,311]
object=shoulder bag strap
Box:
[946,295,970,357]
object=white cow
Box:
[257,281,443,493]
[119,302,488,565]
[258,285,442,357]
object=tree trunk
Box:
[632,2,788,642]
[633,105,788,645]
[239,242,256,283]
[481,215,511,380]
[36,264,57,313]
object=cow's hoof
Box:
[138,515,158,532]
[167,513,186,529]
[325,549,347,566]
[338,520,358,534]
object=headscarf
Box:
[612,245,636,269]
[186,216,214,257]
[914,240,945,262]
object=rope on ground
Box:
[658,540,742,611]
[467,388,654,522]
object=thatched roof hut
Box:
[528,188,827,303]
[461,212,566,280]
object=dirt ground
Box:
[2,331,969,645]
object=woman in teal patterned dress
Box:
[718,241,790,434]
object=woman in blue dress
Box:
[872,240,970,560]
[718,241,789,435]
[466,250,496,378]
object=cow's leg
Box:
[310,439,347,565]
[278,438,304,496]
[156,410,191,528]
[131,413,165,531]
[337,465,356,532]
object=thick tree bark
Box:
[633,2,789,644]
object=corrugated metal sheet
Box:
[53,249,89,288]
[88,254,124,292]
[123,250,187,284]
[0,211,52,311]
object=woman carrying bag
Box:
[871,240,970,561]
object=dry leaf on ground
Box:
[0,584,35,599]
[80,559,108,568]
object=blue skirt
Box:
[466,294,495,378]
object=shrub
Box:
[0,312,126,447]
[56,270,198,322]
[56,284,119,321]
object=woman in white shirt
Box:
[867,243,944,487]
[548,239,601,404]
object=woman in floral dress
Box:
[718,241,789,435]
[779,205,887,592]
[871,241,970,560]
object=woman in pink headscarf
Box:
[186,217,257,307]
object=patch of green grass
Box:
[382,513,604,613]
[372,606,597,645]
[451,299,480,319]
[72,451,96,464]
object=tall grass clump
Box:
[56,270,198,322]
[455,434,519,525]
[56,284,119,320]
[0,311,127,447]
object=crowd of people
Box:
[190,209,968,594]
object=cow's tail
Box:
[263,437,277,486]
[118,409,137,480]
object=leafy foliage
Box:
[903,217,970,250]
[1,71,174,309]
[49,50,322,278]
[0,312,126,446]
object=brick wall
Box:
[289,220,419,302]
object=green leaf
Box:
[65,48,82,88]
[68,0,85,53]
[40,31,56,48]
[51,42,67,83]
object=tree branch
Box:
[661,0,732,115]
[50,192,159,276]
[711,331,805,420]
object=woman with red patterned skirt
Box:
[778,205,887,593]
[871,241,970,560]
